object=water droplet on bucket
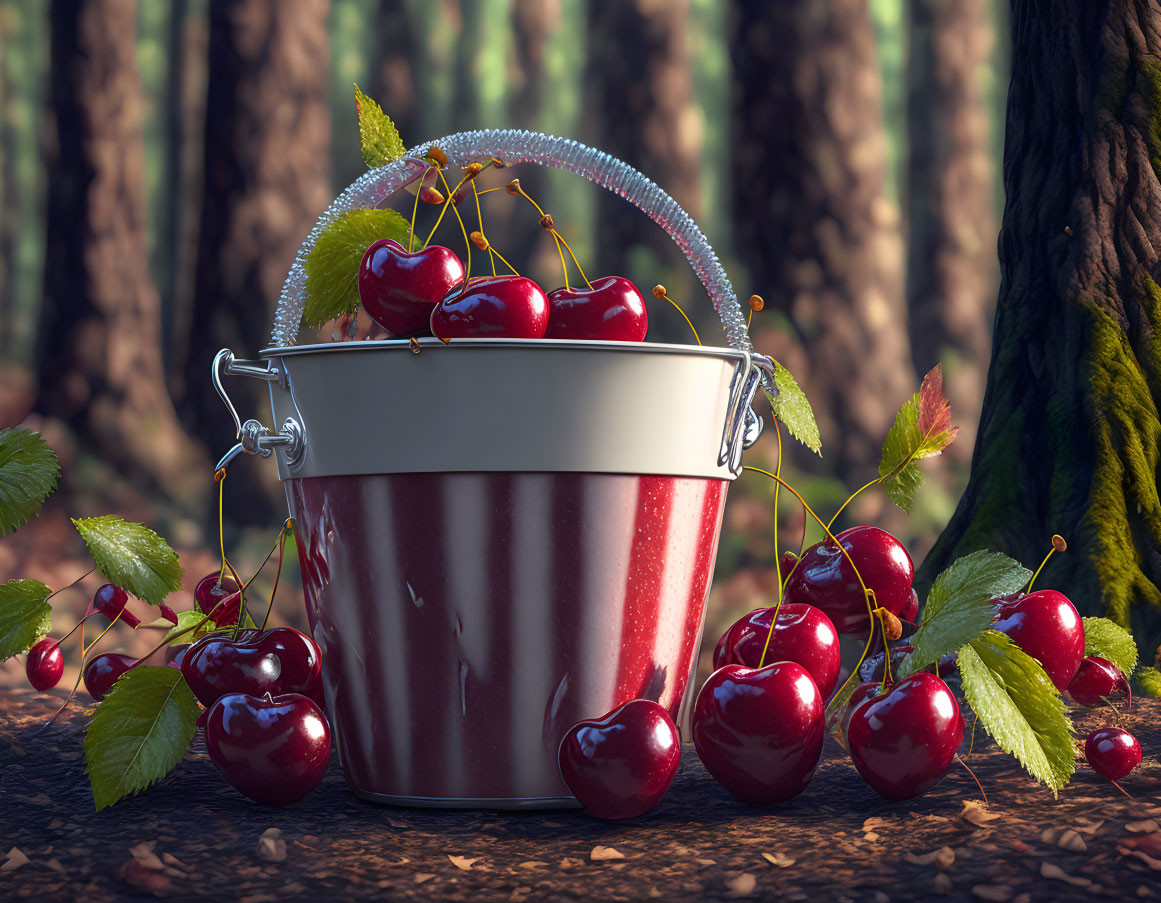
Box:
[406,581,424,608]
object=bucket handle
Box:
[721,353,766,475]
[211,349,306,472]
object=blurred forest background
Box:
[0,0,1011,686]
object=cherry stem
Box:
[743,466,881,711]
[968,714,979,757]
[1109,778,1134,799]
[45,567,96,604]
[552,233,570,291]
[550,230,592,290]
[652,286,702,346]
[421,171,473,251]
[408,163,431,252]
[826,477,881,534]
[471,180,497,277]
[956,755,988,807]
[436,168,475,286]
[42,608,124,728]
[508,181,592,289]
[254,520,292,632]
[52,607,106,648]
[758,419,785,668]
[1025,535,1067,593]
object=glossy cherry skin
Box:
[430,275,550,339]
[193,573,242,625]
[991,590,1084,692]
[204,692,331,805]
[545,276,648,342]
[557,699,680,819]
[779,551,799,582]
[83,652,138,700]
[358,238,466,336]
[782,526,914,636]
[1068,656,1130,708]
[93,583,141,629]
[840,682,886,736]
[25,639,64,691]
[181,628,322,709]
[1084,727,1142,781]
[847,671,964,800]
[692,662,825,805]
[899,589,919,635]
[712,603,841,697]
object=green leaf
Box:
[765,360,821,454]
[958,631,1075,793]
[72,516,183,606]
[1082,617,1138,678]
[0,578,52,661]
[0,427,60,536]
[84,666,200,811]
[162,609,222,645]
[902,551,1031,677]
[878,365,959,512]
[354,83,406,169]
[1135,665,1161,698]
[302,208,412,329]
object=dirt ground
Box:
[0,687,1158,902]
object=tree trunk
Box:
[905,0,998,462]
[38,0,206,504]
[729,0,913,481]
[182,0,330,519]
[504,0,558,282]
[585,0,701,309]
[373,0,420,145]
[0,1,14,362]
[919,0,1161,648]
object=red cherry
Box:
[557,699,680,819]
[181,627,322,709]
[782,526,914,636]
[430,275,550,339]
[712,603,841,697]
[83,652,138,700]
[358,239,465,336]
[991,589,1084,692]
[899,589,919,634]
[26,639,64,691]
[166,644,191,669]
[1084,727,1141,781]
[1068,656,1130,708]
[193,572,242,626]
[545,276,648,342]
[92,583,141,629]
[839,681,885,737]
[846,671,963,800]
[159,603,179,625]
[858,644,914,683]
[691,662,825,805]
[204,692,331,805]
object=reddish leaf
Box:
[917,364,954,438]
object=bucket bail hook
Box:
[211,348,306,472]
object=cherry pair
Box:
[181,625,330,806]
[358,239,648,342]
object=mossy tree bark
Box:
[182,0,330,521]
[38,0,207,506]
[905,0,998,463]
[729,0,913,479]
[919,0,1161,648]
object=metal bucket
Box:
[211,129,779,807]
[214,338,765,807]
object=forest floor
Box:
[0,689,1158,902]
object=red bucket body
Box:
[292,471,728,805]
